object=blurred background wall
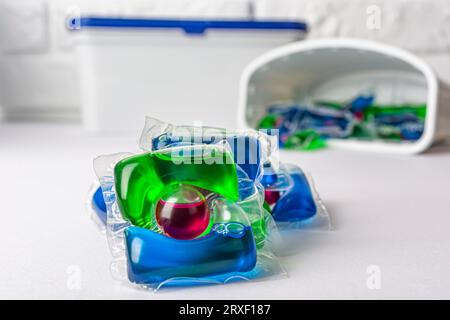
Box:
[1,0,449,123]
[0,0,252,122]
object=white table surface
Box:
[1,123,449,299]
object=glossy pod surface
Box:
[114,145,239,229]
[152,133,263,181]
[124,223,257,284]
[271,167,317,221]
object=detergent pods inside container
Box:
[238,38,444,154]
[93,141,284,291]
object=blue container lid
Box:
[68,17,307,35]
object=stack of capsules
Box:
[89,118,329,291]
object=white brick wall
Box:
[0,0,449,122]
[0,0,127,121]
[0,0,251,121]
[254,0,450,53]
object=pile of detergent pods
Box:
[89,117,329,291]
[257,93,426,151]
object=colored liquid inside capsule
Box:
[264,189,281,206]
[155,185,210,240]
[114,147,239,229]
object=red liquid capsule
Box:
[264,189,281,206]
[155,185,210,240]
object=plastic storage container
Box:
[238,38,445,154]
[69,17,307,131]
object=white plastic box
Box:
[238,38,447,155]
[70,17,306,131]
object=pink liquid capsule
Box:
[264,189,281,206]
[155,185,210,240]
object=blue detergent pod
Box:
[261,163,278,187]
[92,186,107,225]
[347,94,374,112]
[152,132,263,181]
[263,165,317,222]
[375,113,419,126]
[124,223,257,284]
[400,122,424,141]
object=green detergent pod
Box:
[284,130,327,151]
[114,145,239,229]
